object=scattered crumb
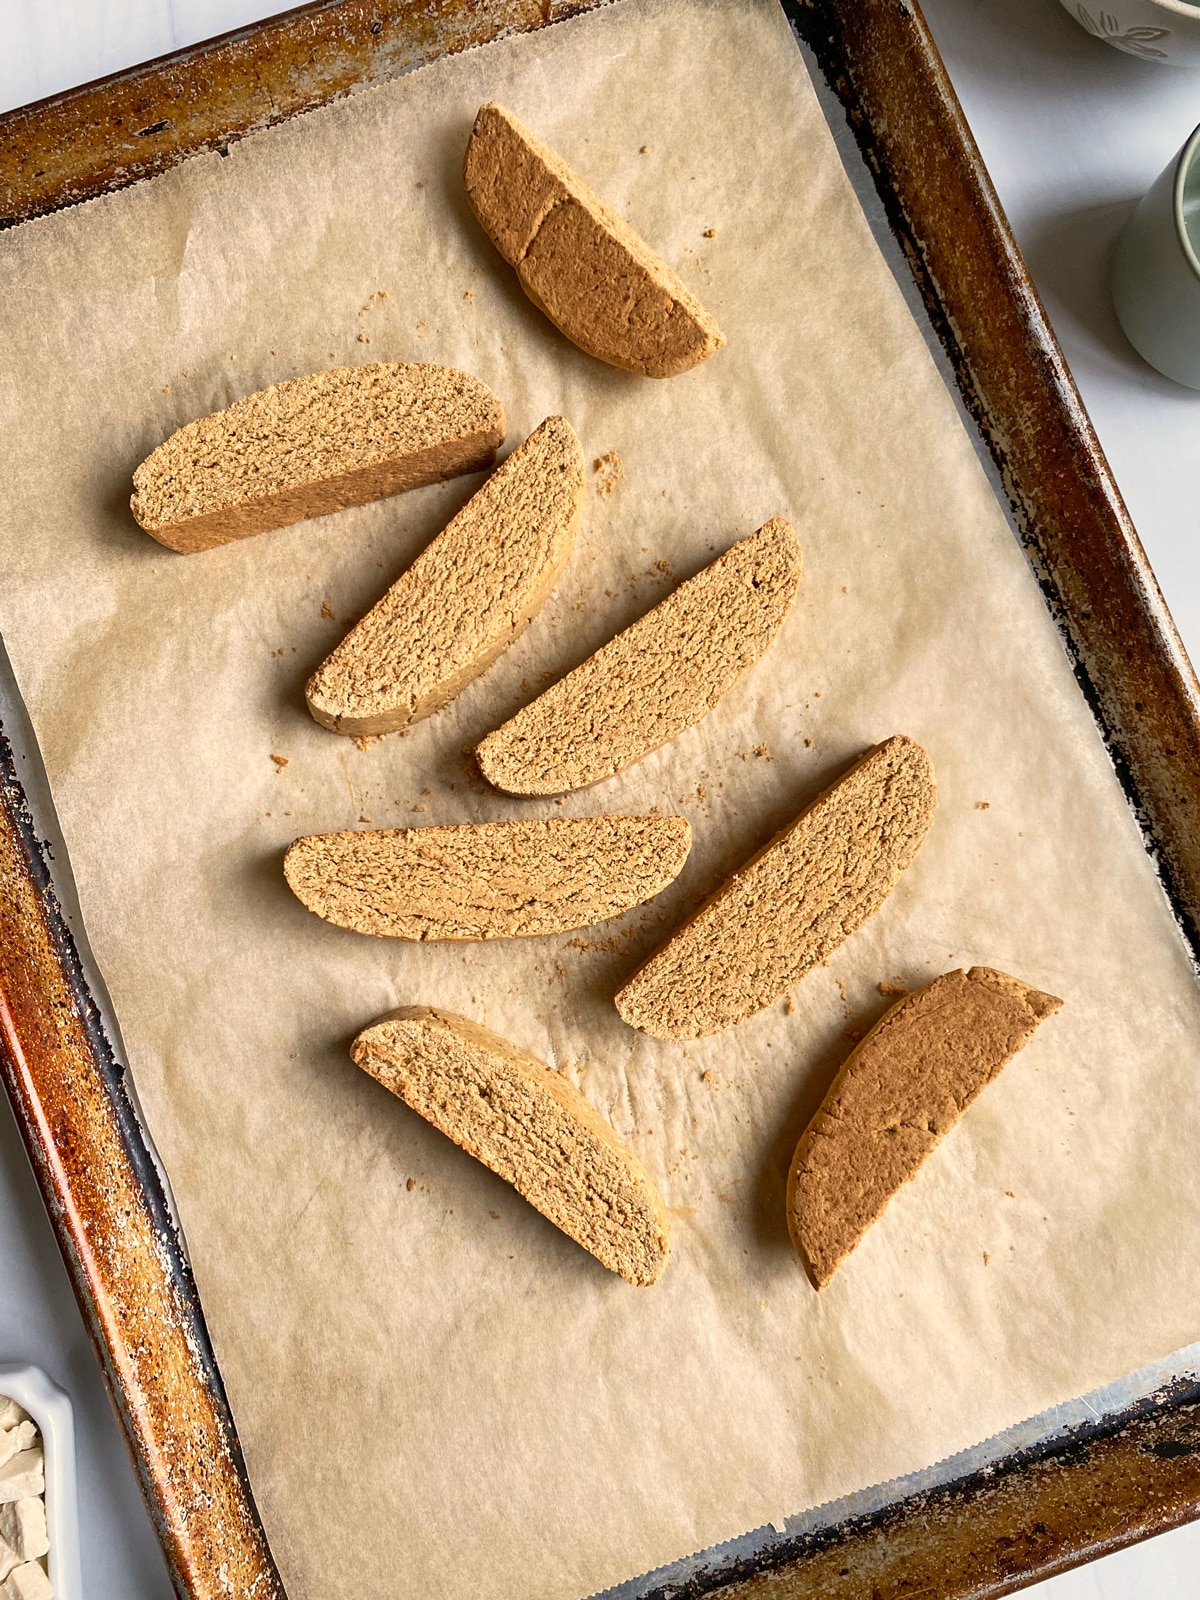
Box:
[843,1027,862,1043]
[351,735,379,752]
[406,1177,416,1191]
[841,585,848,594]
[1005,1190,1015,1198]
[489,1210,500,1220]
[270,753,289,769]
[413,804,427,813]
[639,144,650,154]
[976,800,991,810]
[357,332,371,344]
[878,980,908,997]
[463,290,475,303]
[784,993,796,1015]
[593,451,623,497]
[754,743,771,759]
[415,180,426,189]
[983,1252,991,1265]
[703,227,716,238]
[803,737,812,748]
[566,934,626,953]
[359,813,372,824]
[321,600,336,619]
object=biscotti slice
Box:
[131,362,505,552]
[476,518,801,795]
[787,967,1062,1288]
[306,416,584,736]
[464,103,724,378]
[284,814,691,940]
[352,1008,670,1285]
[615,736,936,1039]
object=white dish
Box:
[0,1367,81,1600]
[1056,0,1200,66]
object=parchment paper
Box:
[2,2,1200,1595]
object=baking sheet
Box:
[1,1,1199,1595]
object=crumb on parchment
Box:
[270,753,288,769]
[593,452,623,497]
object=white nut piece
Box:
[0,1429,37,1474]
[0,1503,46,1566]
[0,1560,51,1600]
[0,1453,43,1508]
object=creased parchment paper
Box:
[2,1,1200,1594]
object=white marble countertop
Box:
[1,0,1199,1594]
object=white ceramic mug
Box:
[1057,0,1200,66]
[1111,122,1200,388]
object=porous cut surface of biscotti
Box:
[306,416,584,736]
[130,362,505,552]
[352,1008,670,1285]
[464,103,724,378]
[477,518,801,795]
[284,814,691,940]
[787,967,1062,1289]
[615,736,936,1039]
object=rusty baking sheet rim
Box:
[2,1,1200,1597]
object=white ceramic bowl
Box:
[1057,0,1200,65]
[0,1366,81,1600]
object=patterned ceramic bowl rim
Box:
[1091,0,1200,14]
[1070,0,1200,63]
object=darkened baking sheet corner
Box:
[2,2,1200,1598]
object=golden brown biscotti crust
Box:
[305,415,585,737]
[464,103,724,378]
[787,967,1063,1289]
[283,814,692,940]
[130,363,505,552]
[476,518,802,796]
[614,735,937,1039]
[352,1007,671,1285]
